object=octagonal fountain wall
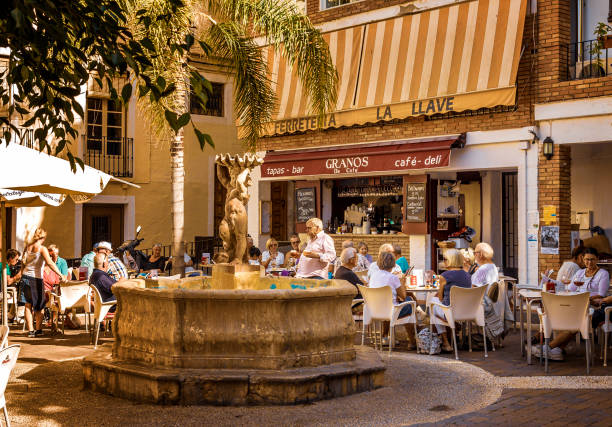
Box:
[82,265,385,405]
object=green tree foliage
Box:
[0,0,212,170]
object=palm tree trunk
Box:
[170,128,186,276]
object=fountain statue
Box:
[82,153,385,406]
[215,153,262,264]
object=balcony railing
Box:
[1,127,35,148]
[82,135,134,178]
[565,39,611,81]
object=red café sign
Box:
[261,138,459,178]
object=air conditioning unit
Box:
[574,57,612,79]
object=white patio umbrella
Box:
[0,142,137,325]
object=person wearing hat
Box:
[80,243,99,279]
[96,241,128,281]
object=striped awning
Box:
[261,0,527,136]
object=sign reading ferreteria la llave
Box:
[271,96,456,134]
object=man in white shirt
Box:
[296,218,336,279]
[368,243,402,281]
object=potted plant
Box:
[594,22,612,49]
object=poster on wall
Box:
[541,226,559,255]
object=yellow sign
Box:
[254,86,517,137]
[542,205,558,224]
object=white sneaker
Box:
[531,344,564,361]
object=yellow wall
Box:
[460,182,481,246]
[32,69,244,258]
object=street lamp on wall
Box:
[542,136,554,160]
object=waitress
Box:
[568,247,610,301]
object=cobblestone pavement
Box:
[5,325,612,426]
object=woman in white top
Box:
[568,247,610,298]
[262,238,284,273]
[471,242,499,288]
[22,228,65,337]
[369,252,416,348]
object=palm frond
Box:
[206,21,276,150]
[124,0,194,140]
[207,0,338,121]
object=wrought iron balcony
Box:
[1,127,34,148]
[82,135,134,178]
[565,39,611,80]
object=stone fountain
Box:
[82,154,385,405]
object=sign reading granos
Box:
[261,139,458,178]
[325,156,369,174]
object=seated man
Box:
[96,241,128,281]
[334,248,363,291]
[89,254,121,304]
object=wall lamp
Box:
[542,136,554,160]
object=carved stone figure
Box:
[215,153,263,264]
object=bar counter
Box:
[329,233,410,259]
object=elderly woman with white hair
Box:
[367,243,402,281]
[369,251,417,349]
[471,242,499,288]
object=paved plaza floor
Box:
[4,326,612,426]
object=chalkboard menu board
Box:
[405,182,426,222]
[296,187,316,223]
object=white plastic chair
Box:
[537,291,591,374]
[89,285,116,349]
[0,344,20,427]
[49,281,92,334]
[357,284,417,356]
[429,286,488,360]
[0,326,8,349]
[597,306,612,367]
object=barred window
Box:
[190,82,224,117]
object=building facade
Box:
[248,0,612,283]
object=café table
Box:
[519,288,584,364]
[518,287,542,364]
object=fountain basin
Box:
[82,274,385,405]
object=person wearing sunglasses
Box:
[262,238,284,273]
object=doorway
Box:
[270,181,287,240]
[82,204,124,252]
[502,172,519,278]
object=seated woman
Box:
[140,244,167,275]
[2,249,22,323]
[356,242,372,271]
[460,248,477,274]
[471,242,499,288]
[262,238,284,273]
[429,249,473,352]
[369,251,416,349]
[533,247,610,361]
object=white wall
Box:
[481,171,503,264]
[571,142,612,238]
